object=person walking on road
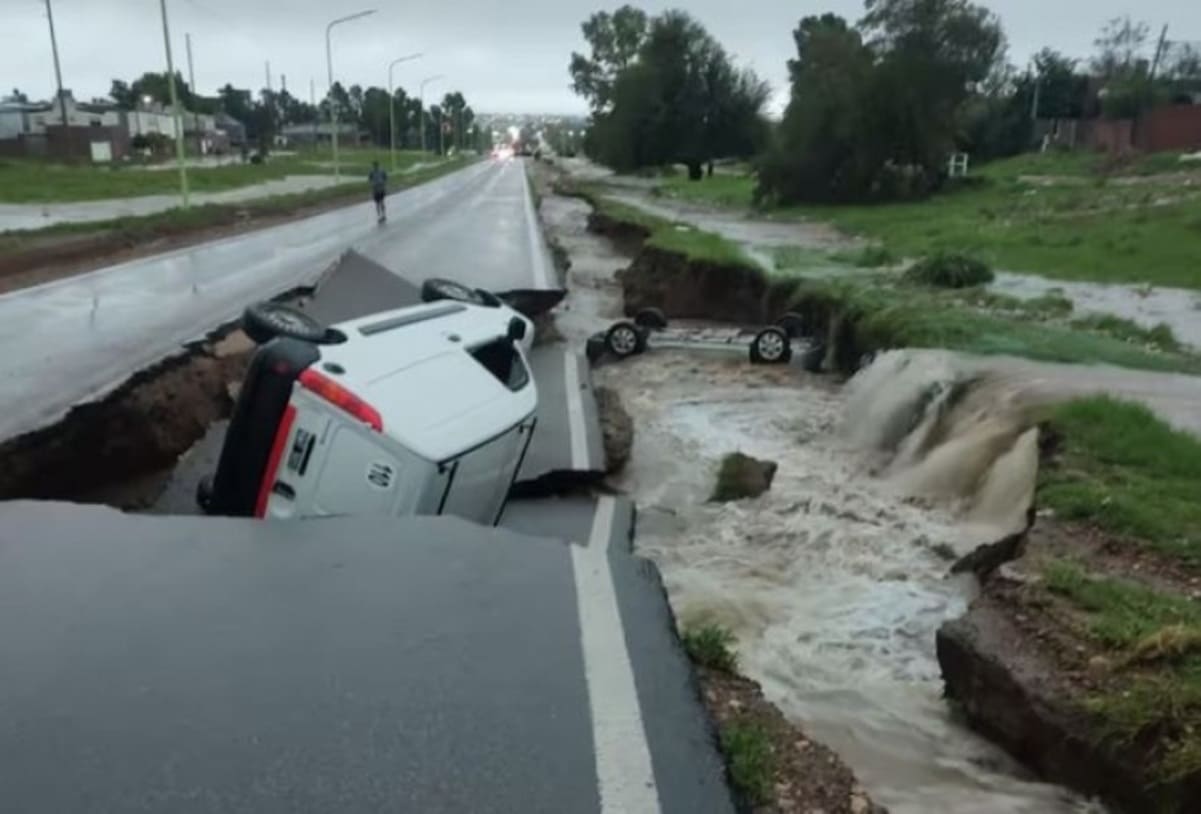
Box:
[368,161,389,223]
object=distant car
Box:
[199,291,537,526]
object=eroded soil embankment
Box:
[0,330,252,507]
[939,518,1201,813]
[585,211,878,376]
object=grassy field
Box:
[0,156,470,254]
[1032,396,1201,785]
[1040,397,1201,563]
[792,278,1201,374]
[587,189,761,268]
[0,148,435,203]
[657,153,1201,289]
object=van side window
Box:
[470,339,529,391]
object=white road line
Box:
[520,160,554,289]
[571,497,662,814]
[469,161,510,210]
[563,350,589,470]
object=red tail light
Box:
[298,369,383,432]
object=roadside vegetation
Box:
[681,623,739,672]
[1019,397,1201,787]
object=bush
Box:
[682,624,739,672]
[720,721,774,805]
[905,253,995,288]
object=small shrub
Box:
[905,252,995,288]
[682,624,739,673]
[720,721,775,805]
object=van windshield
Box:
[470,340,529,392]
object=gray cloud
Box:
[3,1,1199,113]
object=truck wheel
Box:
[605,321,646,359]
[634,307,668,330]
[421,277,484,305]
[775,312,804,338]
[243,302,327,345]
[750,327,791,365]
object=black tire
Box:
[749,327,792,365]
[196,474,214,514]
[634,307,668,330]
[605,321,647,359]
[242,302,327,345]
[421,277,484,305]
[775,311,805,339]
[585,334,607,365]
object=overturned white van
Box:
[199,300,538,526]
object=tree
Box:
[109,80,135,107]
[9,88,29,103]
[569,5,649,113]
[1032,48,1089,119]
[1091,16,1151,79]
[759,0,1005,205]
[585,10,768,178]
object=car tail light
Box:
[298,368,383,432]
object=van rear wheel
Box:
[605,321,646,359]
[243,302,327,345]
[750,327,791,365]
[422,277,485,305]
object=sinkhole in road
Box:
[596,349,1103,814]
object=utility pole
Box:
[186,33,198,152]
[438,108,445,156]
[326,10,377,182]
[158,0,189,207]
[388,53,423,172]
[310,77,317,147]
[43,0,69,146]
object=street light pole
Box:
[158,0,189,207]
[419,74,444,155]
[43,0,69,145]
[325,9,376,182]
[388,52,422,172]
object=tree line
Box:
[105,72,481,154]
[570,2,1201,204]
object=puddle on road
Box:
[597,351,1104,814]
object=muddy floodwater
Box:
[597,351,1104,813]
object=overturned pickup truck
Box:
[199,290,537,527]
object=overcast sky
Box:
[3,0,1199,114]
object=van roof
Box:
[314,302,537,461]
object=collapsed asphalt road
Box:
[0,159,739,812]
[0,158,552,445]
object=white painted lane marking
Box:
[519,160,554,289]
[571,496,662,814]
[564,350,590,471]
[469,159,511,210]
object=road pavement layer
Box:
[0,159,551,444]
[0,499,734,814]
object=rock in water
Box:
[711,452,778,502]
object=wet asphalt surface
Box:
[0,159,550,444]
[0,161,734,812]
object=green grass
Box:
[829,245,899,268]
[1038,397,1201,564]
[681,624,739,673]
[905,252,995,288]
[0,156,471,250]
[1045,562,1201,783]
[0,149,433,203]
[589,191,761,269]
[1070,314,1182,353]
[655,153,1201,289]
[791,279,1201,374]
[719,720,775,805]
[659,172,757,209]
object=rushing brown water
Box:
[598,349,1112,813]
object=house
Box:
[0,91,129,161]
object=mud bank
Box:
[939,525,1201,813]
[0,330,251,507]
